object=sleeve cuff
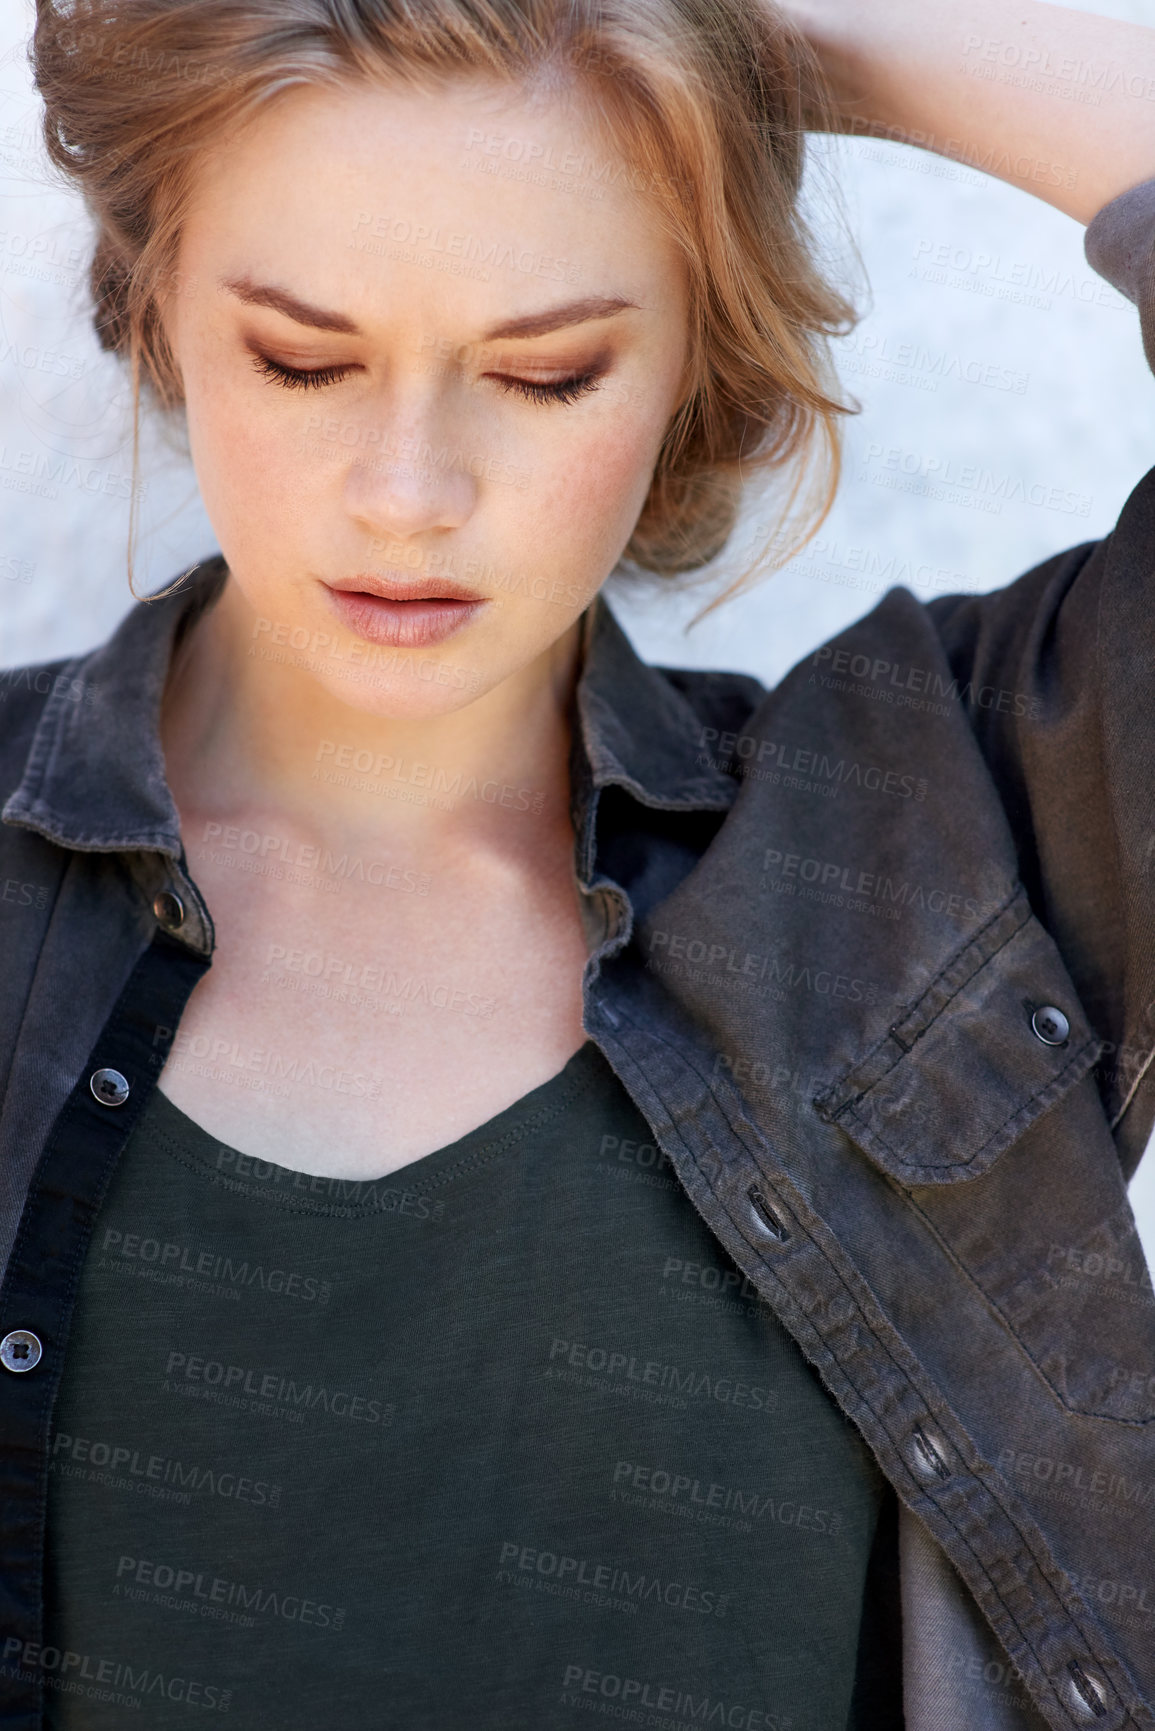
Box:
[1084,175,1155,377]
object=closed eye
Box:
[250,349,604,405]
[490,372,602,406]
[250,352,357,391]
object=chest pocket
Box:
[813,886,1155,1426]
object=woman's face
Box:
[164,75,691,717]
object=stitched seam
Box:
[1089,523,1142,1160]
[0,817,182,854]
[902,1188,1155,1434]
[848,1037,1100,1174]
[597,770,734,812]
[1109,1038,1155,1131]
[149,1050,601,1214]
[818,886,1031,1112]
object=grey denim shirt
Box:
[3,177,1155,1731]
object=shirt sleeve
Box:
[1084,175,1155,376]
[924,177,1155,1182]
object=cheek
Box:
[528,412,666,551]
[182,361,320,545]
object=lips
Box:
[322,574,484,650]
[326,571,480,604]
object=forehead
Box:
[181,77,684,331]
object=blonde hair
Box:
[33,0,856,603]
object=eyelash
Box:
[496,372,601,406]
[250,354,353,392]
[249,351,602,405]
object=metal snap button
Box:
[0,1329,43,1373]
[1030,1004,1070,1046]
[1066,1659,1109,1720]
[152,890,186,931]
[90,1067,130,1107]
[909,1425,951,1483]
[747,1185,790,1243]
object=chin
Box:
[312,663,489,719]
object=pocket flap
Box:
[812,888,1103,1184]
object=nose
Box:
[341,385,477,541]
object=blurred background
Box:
[3,0,1155,1242]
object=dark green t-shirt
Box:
[43,1041,901,1728]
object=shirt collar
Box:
[574,593,739,812]
[2,558,226,857]
[2,556,736,857]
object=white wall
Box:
[3,0,1155,1244]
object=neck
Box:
[161,575,587,861]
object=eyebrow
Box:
[219,276,638,342]
[220,276,360,333]
[481,296,638,341]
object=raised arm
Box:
[780,0,1155,223]
[765,4,1155,1176]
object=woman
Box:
[0,0,1153,1725]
